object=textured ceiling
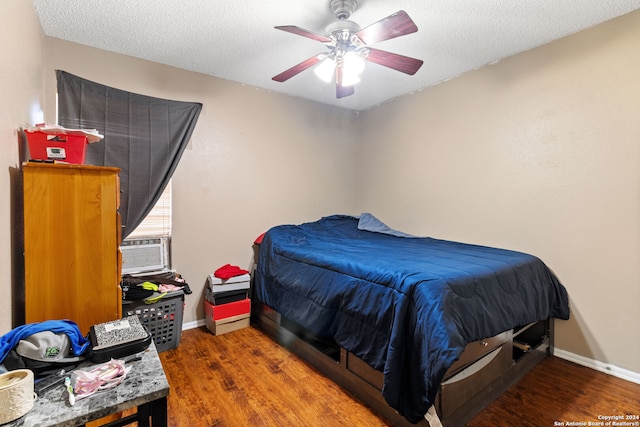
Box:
[32,0,640,111]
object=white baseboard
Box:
[182,319,205,330]
[554,348,640,385]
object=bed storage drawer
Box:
[444,330,511,378]
[437,343,511,418]
[344,350,384,389]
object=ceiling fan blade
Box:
[272,54,325,82]
[336,83,355,98]
[335,63,355,98]
[356,10,418,45]
[275,25,332,43]
[366,48,423,75]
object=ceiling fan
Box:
[272,0,424,99]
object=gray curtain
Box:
[56,70,202,239]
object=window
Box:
[126,181,172,239]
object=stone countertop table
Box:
[5,343,169,427]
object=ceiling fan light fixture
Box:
[314,51,364,86]
[343,51,365,76]
[338,50,365,87]
[314,57,336,83]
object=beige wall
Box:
[358,11,640,373]
[2,2,638,376]
[40,39,360,326]
[0,0,47,333]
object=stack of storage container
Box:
[204,273,251,335]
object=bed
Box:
[251,214,570,426]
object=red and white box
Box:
[204,298,250,336]
[24,124,103,164]
[26,130,88,163]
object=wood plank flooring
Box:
[468,355,640,427]
[159,326,640,427]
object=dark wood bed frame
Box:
[251,299,554,427]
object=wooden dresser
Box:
[23,162,122,334]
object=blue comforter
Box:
[254,215,570,423]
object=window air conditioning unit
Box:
[120,237,171,275]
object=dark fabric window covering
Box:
[56,70,202,239]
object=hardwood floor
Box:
[468,355,640,427]
[159,326,387,427]
[159,326,640,427]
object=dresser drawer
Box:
[437,343,511,418]
[444,330,511,378]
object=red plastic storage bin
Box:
[26,130,88,163]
